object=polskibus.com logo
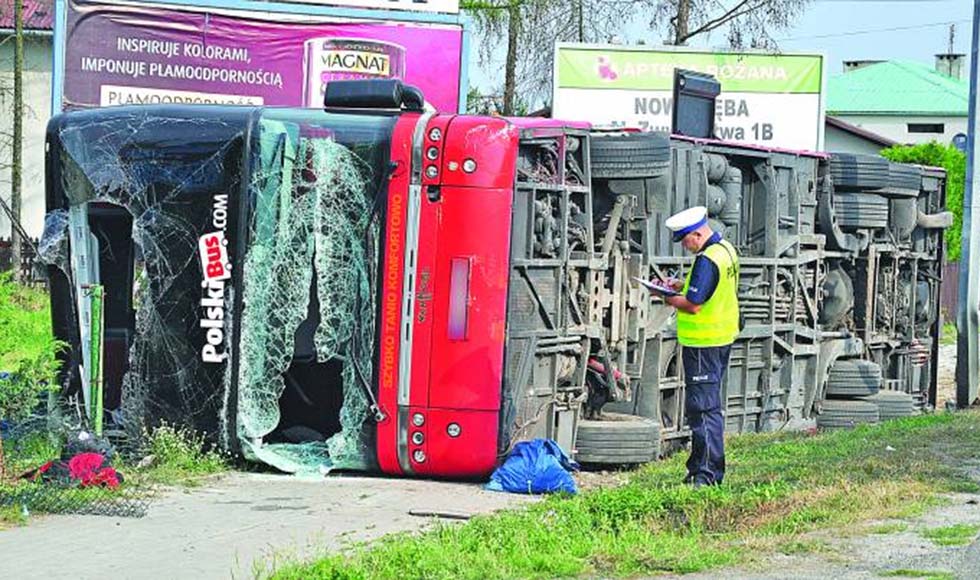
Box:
[199,230,231,363]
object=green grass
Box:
[880,569,955,580]
[136,422,228,487]
[0,274,55,369]
[869,522,909,535]
[267,412,980,580]
[0,275,63,523]
[920,523,980,547]
[940,323,956,346]
[2,431,61,476]
[0,274,61,423]
[774,537,833,555]
[0,504,27,528]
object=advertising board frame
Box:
[552,42,827,151]
[275,0,459,14]
[51,0,471,115]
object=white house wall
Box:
[824,124,887,155]
[0,36,51,239]
[834,113,967,146]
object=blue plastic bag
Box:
[486,439,579,495]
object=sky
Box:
[468,0,976,94]
[776,0,973,75]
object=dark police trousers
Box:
[682,345,731,485]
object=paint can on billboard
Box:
[63,2,464,112]
[303,38,407,107]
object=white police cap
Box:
[665,206,708,242]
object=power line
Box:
[778,19,972,42]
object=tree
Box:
[0,1,28,280]
[10,0,21,281]
[465,86,531,116]
[464,0,646,114]
[465,0,811,115]
[652,0,810,48]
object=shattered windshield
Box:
[237,110,395,474]
[43,106,396,476]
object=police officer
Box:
[647,206,740,487]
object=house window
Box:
[908,123,945,134]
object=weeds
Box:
[880,569,955,580]
[269,412,980,580]
[2,431,60,476]
[0,503,27,528]
[0,274,62,428]
[869,522,909,535]
[0,275,222,520]
[0,274,56,368]
[940,323,956,346]
[0,275,63,486]
[920,523,980,547]
[139,422,227,486]
[775,538,833,555]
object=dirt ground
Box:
[660,493,980,580]
[937,343,958,410]
[0,472,534,580]
[662,342,979,580]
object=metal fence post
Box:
[955,0,980,408]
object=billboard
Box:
[284,0,460,13]
[553,44,825,151]
[60,0,466,112]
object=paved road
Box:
[0,472,532,580]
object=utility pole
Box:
[955,0,980,408]
[10,0,23,281]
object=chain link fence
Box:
[1,414,156,519]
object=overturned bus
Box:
[40,81,951,478]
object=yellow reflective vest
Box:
[677,239,740,347]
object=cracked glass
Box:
[42,106,396,474]
[239,110,393,473]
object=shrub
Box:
[0,274,62,476]
[144,422,227,483]
[0,273,61,423]
[881,142,966,261]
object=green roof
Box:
[826,60,969,116]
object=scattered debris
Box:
[408,509,472,521]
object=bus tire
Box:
[574,412,660,465]
[816,399,880,429]
[590,133,671,179]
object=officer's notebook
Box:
[633,277,679,296]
